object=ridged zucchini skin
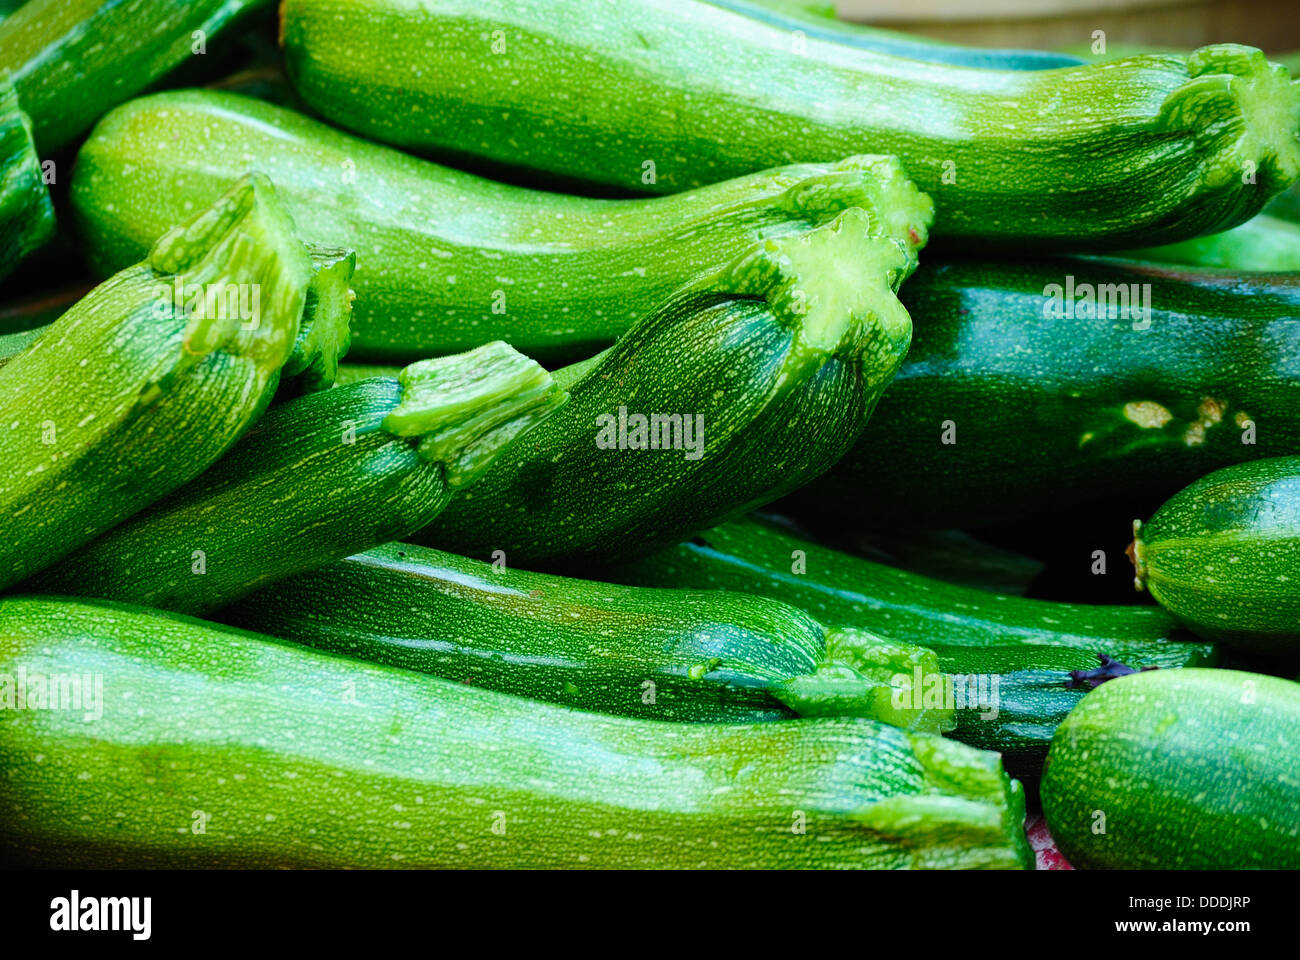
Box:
[0,597,1032,869]
[605,518,1220,779]
[794,259,1300,530]
[706,0,1086,70]
[1120,213,1300,271]
[0,247,355,391]
[222,540,952,731]
[1132,456,1300,657]
[282,0,1300,250]
[1041,669,1300,869]
[0,77,53,281]
[26,344,566,616]
[71,90,931,363]
[414,208,915,568]
[0,0,270,155]
[0,174,310,592]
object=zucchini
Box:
[0,76,53,281]
[414,207,916,567]
[0,0,270,155]
[1119,213,1300,272]
[0,246,355,391]
[0,596,1033,869]
[604,517,1220,779]
[221,540,953,732]
[0,174,312,592]
[706,0,1086,70]
[26,343,566,616]
[281,0,1300,249]
[793,258,1300,530]
[1041,668,1300,869]
[1131,456,1300,657]
[71,90,931,363]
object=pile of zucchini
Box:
[0,0,1297,872]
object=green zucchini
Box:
[0,596,1033,869]
[1041,668,1300,869]
[71,90,931,364]
[706,0,1086,70]
[282,0,1300,250]
[26,343,566,616]
[0,246,354,389]
[413,207,915,567]
[1118,213,1300,272]
[603,517,1220,779]
[0,0,270,155]
[0,76,53,281]
[792,259,1300,530]
[221,540,953,732]
[0,174,313,592]
[1132,456,1300,657]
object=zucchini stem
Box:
[384,341,569,486]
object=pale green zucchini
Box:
[71,90,931,362]
[27,343,566,616]
[0,174,312,591]
[282,0,1300,250]
[0,597,1032,869]
[0,245,354,391]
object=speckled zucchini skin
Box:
[0,175,310,591]
[1042,669,1300,869]
[26,346,565,617]
[0,77,53,281]
[221,540,955,730]
[1132,456,1300,657]
[282,0,1300,249]
[0,0,270,155]
[71,90,931,363]
[605,517,1220,780]
[0,597,1032,869]
[794,259,1300,530]
[414,208,916,568]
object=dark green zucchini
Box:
[0,76,53,281]
[0,174,313,592]
[26,343,566,616]
[0,0,271,155]
[72,90,931,363]
[283,0,1300,250]
[412,208,915,568]
[604,517,1219,779]
[792,259,1300,530]
[221,540,953,731]
[1042,668,1300,869]
[1132,456,1300,658]
[706,0,1086,70]
[0,596,1033,869]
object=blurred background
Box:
[840,0,1300,53]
